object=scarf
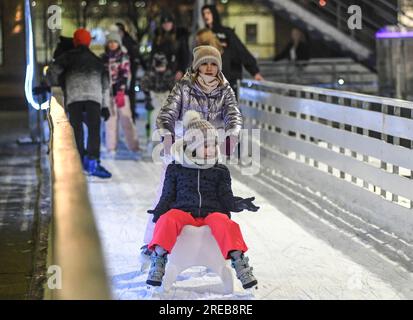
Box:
[195,73,220,94]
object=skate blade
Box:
[244,285,258,290]
[146,280,162,287]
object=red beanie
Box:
[73,28,92,47]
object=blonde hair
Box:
[195,29,224,54]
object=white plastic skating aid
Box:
[245,285,258,294]
[162,225,234,294]
[139,246,152,272]
[145,285,162,298]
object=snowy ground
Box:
[88,155,410,300]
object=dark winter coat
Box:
[52,36,75,89]
[47,46,110,108]
[151,162,239,222]
[152,27,190,75]
[203,5,260,86]
[140,69,175,93]
[53,36,75,60]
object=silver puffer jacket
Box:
[156,71,243,136]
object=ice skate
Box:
[230,252,258,289]
[146,251,168,287]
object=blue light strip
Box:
[24,0,49,110]
[376,30,413,39]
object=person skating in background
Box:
[115,22,145,121]
[140,45,243,258]
[274,28,310,62]
[274,28,310,83]
[146,111,259,289]
[47,28,112,179]
[101,31,140,159]
[201,4,264,94]
[140,52,175,153]
[152,12,190,82]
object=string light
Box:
[24,0,49,110]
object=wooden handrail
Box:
[46,94,111,300]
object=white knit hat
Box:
[183,110,218,151]
[192,45,222,72]
[170,110,220,168]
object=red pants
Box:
[148,209,248,259]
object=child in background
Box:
[140,52,175,153]
[101,31,140,158]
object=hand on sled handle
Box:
[220,134,239,157]
[234,197,260,212]
[163,133,173,156]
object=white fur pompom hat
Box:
[183,110,218,149]
[170,111,221,168]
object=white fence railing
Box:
[239,79,413,268]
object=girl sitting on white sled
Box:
[140,45,243,257]
[146,111,259,289]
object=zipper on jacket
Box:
[197,169,202,217]
[207,96,210,121]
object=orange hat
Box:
[73,28,92,47]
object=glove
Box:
[221,135,239,157]
[115,90,126,108]
[147,209,160,223]
[101,107,110,121]
[233,197,260,212]
[162,134,174,156]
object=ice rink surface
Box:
[88,158,411,300]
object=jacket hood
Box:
[202,5,222,32]
[171,138,221,170]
